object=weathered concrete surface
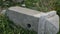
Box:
[6,6,42,32]
[38,11,59,34]
[5,6,59,34]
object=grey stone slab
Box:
[8,6,41,16]
[5,6,59,34]
[6,7,40,32]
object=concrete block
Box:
[6,6,59,34]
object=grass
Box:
[0,14,37,34]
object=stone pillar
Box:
[5,7,59,34]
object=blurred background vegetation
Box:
[0,0,60,15]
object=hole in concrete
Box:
[27,24,31,28]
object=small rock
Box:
[1,10,6,15]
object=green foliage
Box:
[24,0,60,15]
[24,0,58,12]
[0,0,21,9]
[25,0,38,8]
[55,0,60,16]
